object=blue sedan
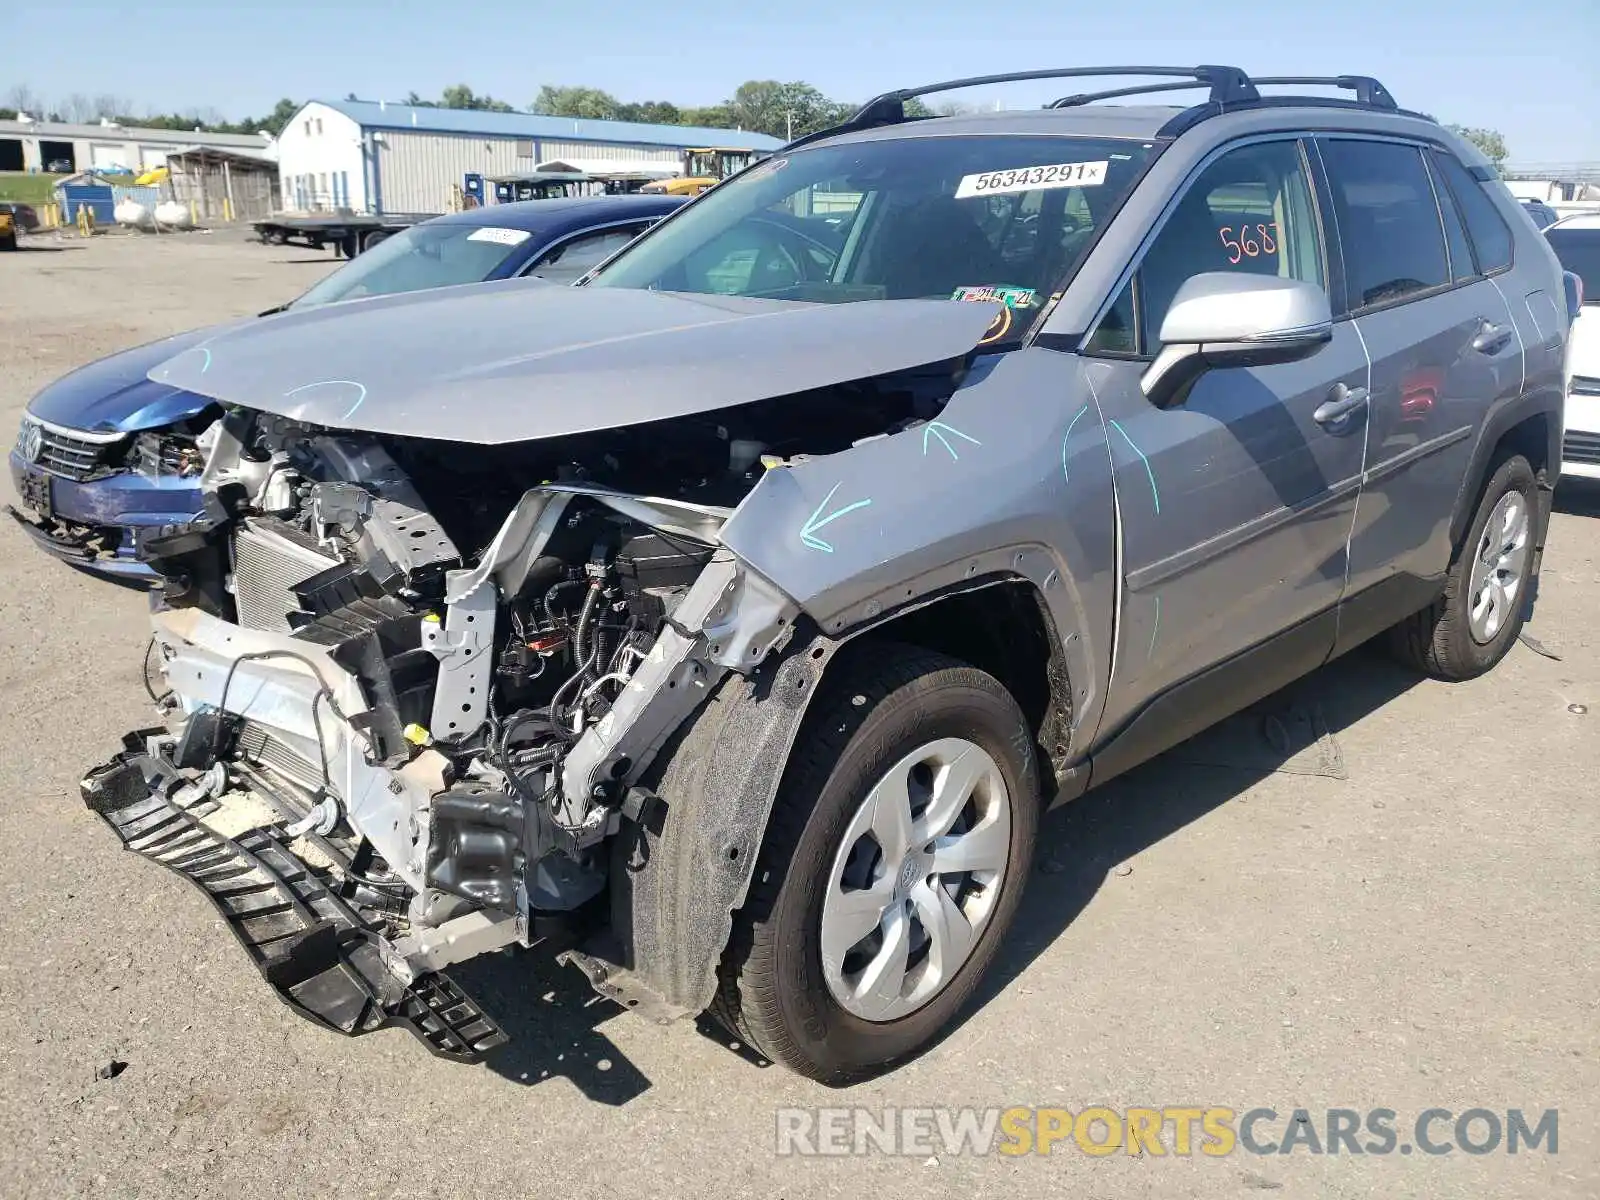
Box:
[8,194,686,583]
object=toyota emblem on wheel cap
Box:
[18,420,43,464]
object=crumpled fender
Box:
[564,631,838,1019]
[718,346,1114,741]
[566,351,1121,1018]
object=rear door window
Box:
[1430,150,1514,274]
[1318,139,1450,311]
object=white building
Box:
[274,99,785,215]
[0,115,276,175]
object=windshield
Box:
[289,222,536,308]
[587,134,1156,343]
[1547,228,1600,301]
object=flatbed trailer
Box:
[252,212,439,257]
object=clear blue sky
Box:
[4,0,1596,164]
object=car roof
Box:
[423,194,688,237]
[815,105,1184,147]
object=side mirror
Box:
[1140,273,1334,409]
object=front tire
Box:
[713,644,1039,1083]
[1387,452,1539,679]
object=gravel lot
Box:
[1,230,1596,1200]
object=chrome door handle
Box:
[1472,320,1513,354]
[1314,384,1369,425]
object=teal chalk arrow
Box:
[922,420,981,461]
[800,482,873,553]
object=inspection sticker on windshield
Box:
[466,227,533,246]
[955,160,1108,199]
[952,285,1038,309]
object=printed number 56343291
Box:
[1218,223,1279,264]
[954,160,1108,199]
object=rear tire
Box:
[1386,452,1539,680]
[0,232,16,252]
[361,230,390,253]
[712,643,1039,1083]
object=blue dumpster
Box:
[59,183,115,226]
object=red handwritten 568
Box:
[1219,223,1279,264]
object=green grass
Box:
[0,173,68,205]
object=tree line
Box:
[2,81,1510,166]
[0,80,939,143]
[1,86,299,137]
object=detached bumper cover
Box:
[8,449,203,580]
[6,504,157,580]
[81,746,508,1061]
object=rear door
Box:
[1315,138,1522,613]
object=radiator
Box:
[236,719,324,795]
[232,520,341,633]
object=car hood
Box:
[27,325,236,434]
[147,278,1003,445]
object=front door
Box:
[1081,136,1370,738]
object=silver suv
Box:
[83,66,1573,1083]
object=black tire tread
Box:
[1386,452,1536,680]
[709,644,991,1071]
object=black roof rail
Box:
[862,64,1258,121]
[777,65,1418,154]
[1049,80,1232,108]
[779,65,1256,152]
[1249,75,1398,110]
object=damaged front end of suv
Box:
[81,278,1010,1058]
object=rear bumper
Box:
[81,738,508,1060]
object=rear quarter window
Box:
[1431,150,1514,274]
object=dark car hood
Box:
[27,325,239,433]
[147,278,1002,445]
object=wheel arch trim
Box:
[564,570,1074,1020]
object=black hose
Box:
[546,647,598,728]
[542,578,589,621]
[594,624,615,685]
[572,580,603,685]
[142,635,172,704]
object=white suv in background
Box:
[1546,214,1600,480]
